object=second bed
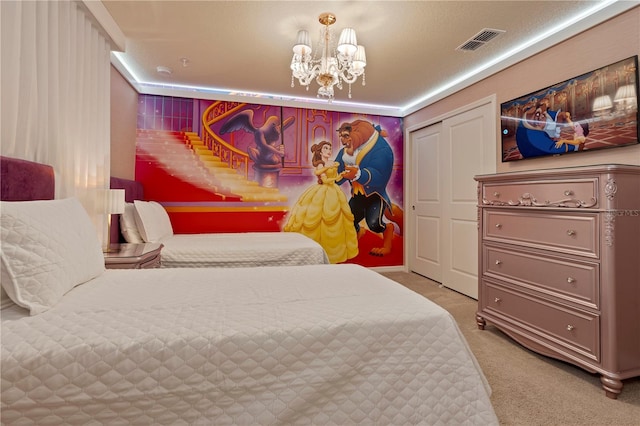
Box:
[111,176,329,267]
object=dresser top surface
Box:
[475,164,640,182]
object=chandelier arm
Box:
[295,73,316,87]
[339,69,360,85]
[292,59,321,86]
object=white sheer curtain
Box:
[1,0,112,244]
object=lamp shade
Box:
[614,84,636,102]
[292,30,312,55]
[337,28,358,56]
[592,95,612,111]
[105,189,125,215]
[352,45,367,72]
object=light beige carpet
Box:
[381,271,640,426]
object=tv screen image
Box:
[500,56,638,162]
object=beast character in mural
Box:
[335,120,403,256]
[515,101,576,158]
[220,110,295,184]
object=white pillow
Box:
[0,197,105,315]
[120,202,144,243]
[133,200,173,242]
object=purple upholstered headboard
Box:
[109,176,144,243]
[1,156,55,201]
[0,160,142,243]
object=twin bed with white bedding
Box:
[1,156,498,424]
[158,231,329,267]
[110,176,330,267]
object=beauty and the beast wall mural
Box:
[135,95,404,267]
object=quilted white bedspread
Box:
[159,232,330,267]
[1,264,497,425]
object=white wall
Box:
[110,66,138,180]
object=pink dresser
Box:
[475,164,640,399]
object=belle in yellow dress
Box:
[284,141,358,263]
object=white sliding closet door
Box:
[409,123,443,283]
[408,98,496,298]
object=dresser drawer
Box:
[483,244,599,309]
[482,178,598,208]
[484,210,599,258]
[481,281,600,363]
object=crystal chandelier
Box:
[290,13,367,101]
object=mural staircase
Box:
[135,129,287,202]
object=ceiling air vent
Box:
[456,28,505,52]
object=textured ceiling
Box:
[103,1,636,116]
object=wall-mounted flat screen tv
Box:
[500,55,638,162]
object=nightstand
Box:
[104,243,163,269]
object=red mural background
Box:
[135,95,404,267]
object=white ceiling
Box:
[102,0,637,117]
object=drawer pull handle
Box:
[494,297,501,303]
[495,260,502,265]
[567,230,576,236]
[566,325,575,331]
[495,223,502,229]
[564,190,573,196]
[567,277,576,284]
[493,191,500,197]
